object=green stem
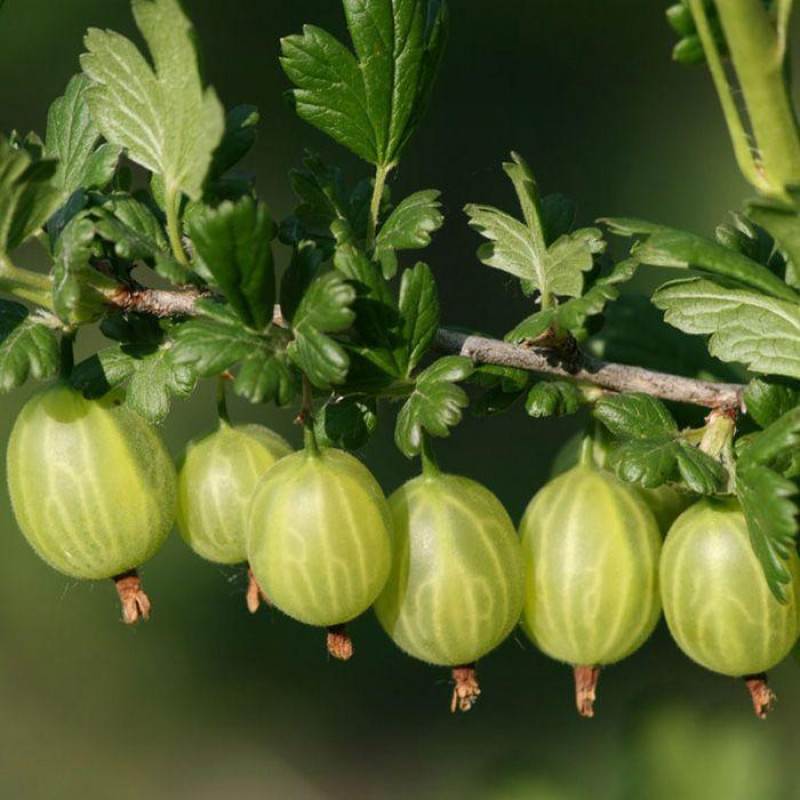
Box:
[165,188,191,272]
[714,0,800,194]
[300,376,319,457]
[366,164,391,251]
[689,0,770,193]
[421,435,440,478]
[579,430,597,468]
[216,376,231,425]
[0,253,54,310]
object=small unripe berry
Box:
[177,421,292,565]
[7,383,176,581]
[248,447,392,628]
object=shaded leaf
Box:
[0,301,59,392]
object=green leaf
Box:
[189,197,275,330]
[507,258,638,343]
[170,314,263,377]
[207,105,260,184]
[525,380,584,418]
[394,355,473,457]
[315,395,378,450]
[233,351,293,406]
[72,342,196,423]
[374,190,443,279]
[398,261,439,375]
[465,153,601,300]
[594,393,678,439]
[333,240,404,378]
[595,393,727,493]
[653,277,800,379]
[45,74,121,198]
[590,294,740,381]
[52,214,114,324]
[744,377,799,429]
[288,271,356,387]
[737,464,798,602]
[0,136,61,252]
[93,193,183,282]
[281,0,448,166]
[80,0,225,201]
[747,197,800,289]
[738,407,800,470]
[605,217,798,302]
[0,301,59,392]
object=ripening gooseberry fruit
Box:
[660,498,800,718]
[247,446,392,659]
[177,420,292,611]
[6,383,176,623]
[374,471,524,712]
[520,464,662,717]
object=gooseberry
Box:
[6,383,176,622]
[374,471,524,712]
[519,464,662,716]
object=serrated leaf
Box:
[189,197,275,330]
[45,74,121,198]
[0,136,61,252]
[590,294,739,381]
[465,153,600,300]
[653,277,800,379]
[394,355,473,457]
[288,271,355,387]
[0,301,59,392]
[170,316,264,377]
[374,190,443,279]
[315,395,378,450]
[737,464,798,602]
[281,0,447,166]
[207,105,260,184]
[52,214,114,324]
[605,217,798,301]
[738,407,800,470]
[525,380,584,418]
[80,0,225,202]
[744,378,800,428]
[333,240,404,377]
[594,393,678,439]
[72,341,196,423]
[596,393,727,493]
[233,351,293,406]
[399,261,439,375]
[93,193,183,282]
[126,345,196,422]
[747,197,800,289]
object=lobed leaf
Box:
[80,0,225,201]
[189,197,275,330]
[281,0,448,167]
[45,74,121,198]
[394,355,473,457]
[374,190,443,279]
[653,277,800,379]
[0,301,59,392]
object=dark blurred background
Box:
[1,1,799,798]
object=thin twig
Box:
[106,286,746,410]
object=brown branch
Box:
[106,286,746,411]
[435,328,744,410]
